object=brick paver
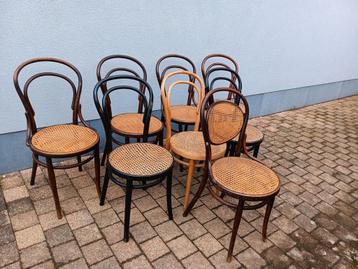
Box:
[0,96,358,268]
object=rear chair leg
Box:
[77,156,82,171]
[30,155,38,185]
[166,169,173,220]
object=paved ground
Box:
[0,95,357,269]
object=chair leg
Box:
[183,160,195,209]
[166,169,173,220]
[124,180,133,242]
[46,157,62,219]
[227,199,245,262]
[94,146,101,197]
[101,140,109,166]
[253,143,260,158]
[229,141,236,156]
[158,131,163,146]
[262,197,275,241]
[100,168,110,206]
[125,137,130,144]
[183,166,208,217]
[30,155,38,186]
[77,156,82,171]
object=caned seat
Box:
[31,124,99,156]
[233,124,264,144]
[212,157,279,197]
[111,113,162,136]
[170,105,197,124]
[109,143,173,177]
[170,131,226,161]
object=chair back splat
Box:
[201,87,249,159]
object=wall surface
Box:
[1,0,358,134]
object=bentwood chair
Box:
[156,54,197,132]
[13,58,101,219]
[94,75,174,242]
[202,54,264,157]
[97,55,163,165]
[183,87,280,262]
[160,70,226,209]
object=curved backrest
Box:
[156,54,196,105]
[205,67,243,105]
[201,54,239,99]
[93,75,153,147]
[97,55,147,114]
[201,87,249,159]
[13,57,83,145]
[160,70,204,149]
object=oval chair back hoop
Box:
[160,70,205,149]
[201,87,249,160]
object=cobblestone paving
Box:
[1,96,357,269]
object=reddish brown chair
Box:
[184,86,280,262]
[13,58,101,219]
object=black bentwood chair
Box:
[183,87,280,262]
[13,58,101,219]
[202,56,264,157]
[94,75,174,242]
[97,55,163,166]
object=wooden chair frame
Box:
[97,54,162,165]
[94,75,173,242]
[183,87,280,262]
[161,70,211,208]
[13,57,101,219]
[156,54,197,132]
[205,66,264,157]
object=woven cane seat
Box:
[170,105,197,124]
[111,113,162,136]
[212,157,280,197]
[109,143,173,177]
[233,124,264,144]
[31,124,99,156]
[170,131,226,161]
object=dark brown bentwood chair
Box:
[156,54,197,133]
[94,75,174,242]
[183,87,280,262]
[13,58,101,219]
[160,70,226,209]
[97,55,163,165]
[202,54,264,157]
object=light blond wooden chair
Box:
[160,70,226,209]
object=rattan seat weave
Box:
[109,143,173,177]
[31,124,99,156]
[111,113,162,136]
[233,124,264,144]
[170,131,226,161]
[212,157,279,197]
[170,105,197,124]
